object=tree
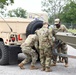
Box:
[0,0,14,8]
[7,7,27,18]
[0,0,14,17]
[58,1,76,29]
[0,0,14,4]
[42,0,67,18]
[41,0,76,23]
[60,1,76,24]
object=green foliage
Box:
[0,0,14,17]
[7,7,27,18]
[0,3,4,8]
[0,0,14,8]
[41,0,68,19]
[59,1,76,23]
[48,16,54,24]
[0,0,7,4]
[42,0,76,24]
[0,0,14,4]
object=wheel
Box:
[0,41,9,65]
[26,20,43,37]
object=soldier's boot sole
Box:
[30,66,38,70]
[18,63,25,69]
[51,63,56,66]
[64,63,68,67]
[45,68,52,72]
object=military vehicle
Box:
[0,12,76,65]
[0,15,47,65]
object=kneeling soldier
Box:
[18,34,38,70]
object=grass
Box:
[68,29,76,33]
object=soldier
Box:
[35,22,53,72]
[52,18,68,67]
[18,34,38,70]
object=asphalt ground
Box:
[0,45,76,75]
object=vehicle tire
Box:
[26,20,43,37]
[0,41,9,65]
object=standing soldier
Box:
[18,34,38,70]
[52,18,68,67]
[35,22,53,72]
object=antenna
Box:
[0,14,13,32]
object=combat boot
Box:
[45,67,52,72]
[64,63,68,67]
[30,65,38,70]
[18,63,25,69]
[51,62,56,66]
[51,63,56,66]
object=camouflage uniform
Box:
[18,34,38,69]
[35,26,53,71]
[52,24,68,66]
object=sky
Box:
[7,0,43,13]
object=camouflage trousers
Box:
[21,46,38,66]
[52,43,68,64]
[39,47,52,68]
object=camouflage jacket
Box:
[35,27,53,49]
[52,24,68,37]
[21,34,38,48]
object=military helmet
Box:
[54,18,60,24]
